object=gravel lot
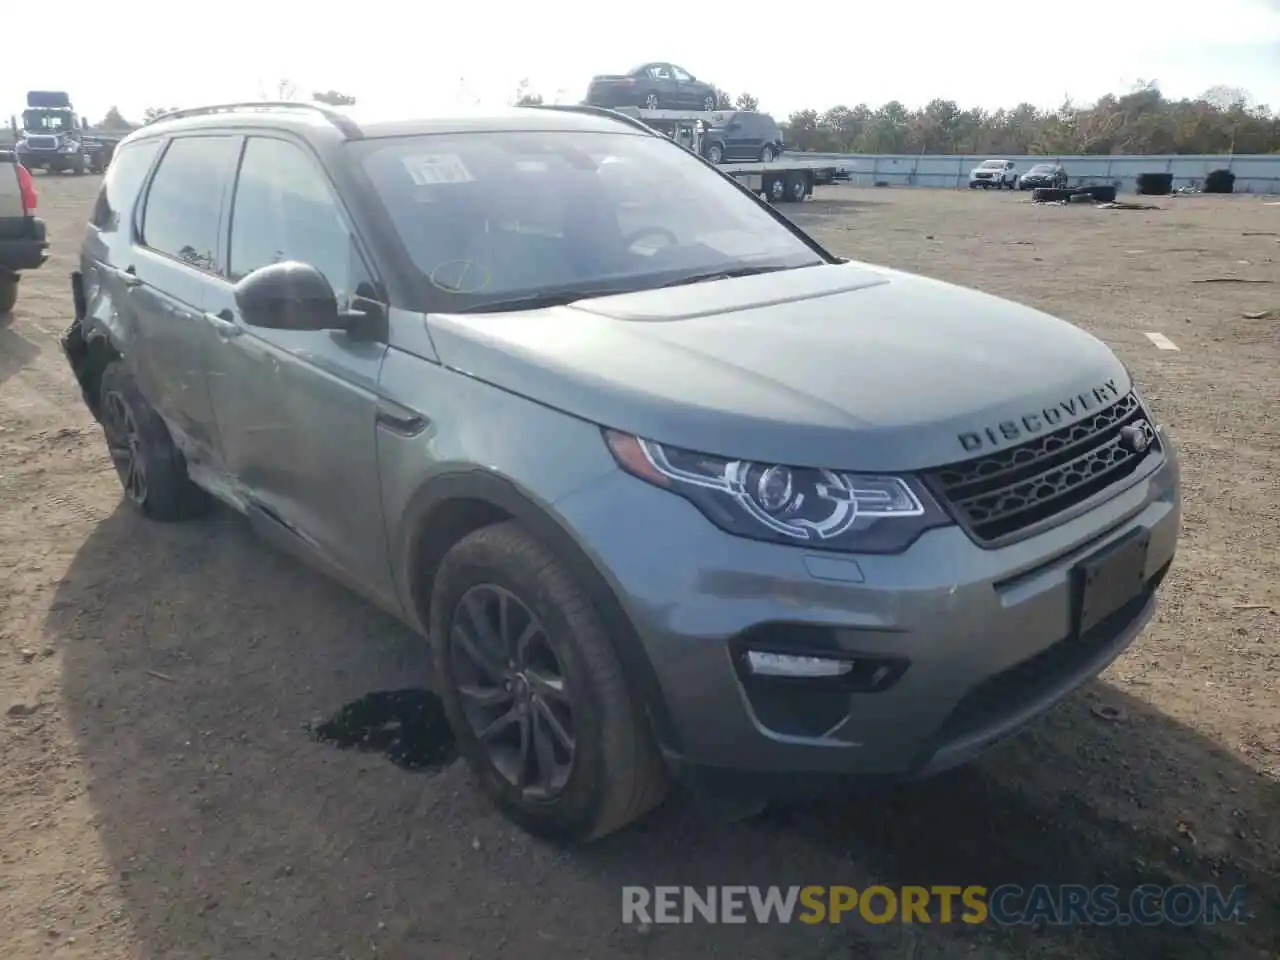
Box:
[1,176,1277,960]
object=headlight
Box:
[604,430,952,553]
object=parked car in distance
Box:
[62,101,1180,844]
[586,63,719,112]
[1019,162,1068,190]
[700,111,786,164]
[969,158,1018,189]
[0,150,48,313]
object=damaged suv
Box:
[62,101,1180,842]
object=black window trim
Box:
[135,132,243,278]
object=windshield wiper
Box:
[656,264,806,289]
[454,286,637,314]
[453,264,814,314]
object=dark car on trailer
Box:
[585,63,719,112]
[700,111,786,164]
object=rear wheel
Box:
[705,143,724,163]
[702,94,716,111]
[644,92,660,110]
[97,361,212,521]
[431,522,669,842]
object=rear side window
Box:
[90,139,162,232]
[140,135,240,273]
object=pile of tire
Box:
[1031,187,1072,203]
[1073,185,1118,203]
[1203,169,1235,194]
[1137,173,1174,196]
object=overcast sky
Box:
[5,0,1279,125]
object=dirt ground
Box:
[1,177,1277,960]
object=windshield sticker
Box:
[401,154,475,186]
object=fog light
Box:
[745,651,854,678]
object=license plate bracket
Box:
[1071,529,1151,636]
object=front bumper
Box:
[553,440,1180,793]
[0,216,49,273]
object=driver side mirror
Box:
[234,261,342,332]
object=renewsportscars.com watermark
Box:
[622,884,1249,927]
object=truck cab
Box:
[13,90,115,175]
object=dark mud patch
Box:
[311,689,458,771]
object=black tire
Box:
[1136,172,1174,196]
[705,143,724,164]
[1032,187,1072,203]
[1074,185,1118,203]
[431,522,669,842]
[759,145,776,163]
[0,275,17,314]
[97,361,212,521]
[643,91,660,110]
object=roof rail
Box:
[517,102,657,136]
[143,101,362,138]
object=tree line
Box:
[106,80,1280,156]
[717,83,1280,156]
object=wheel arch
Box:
[62,311,123,420]
[397,469,682,754]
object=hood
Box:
[423,262,1128,472]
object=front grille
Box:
[925,392,1160,546]
[27,136,58,150]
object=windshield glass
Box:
[1028,164,1055,174]
[23,109,72,133]
[979,160,1004,169]
[353,130,826,313]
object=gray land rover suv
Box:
[62,101,1180,842]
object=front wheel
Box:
[759,145,776,163]
[643,92,660,110]
[705,143,724,164]
[97,361,212,521]
[431,522,669,842]
[702,95,716,111]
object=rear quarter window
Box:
[90,139,163,233]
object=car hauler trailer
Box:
[525,103,842,203]
[612,107,844,203]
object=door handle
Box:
[206,309,243,339]
[121,266,142,288]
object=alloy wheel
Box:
[450,584,576,800]
[103,390,147,505]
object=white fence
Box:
[798,152,1280,194]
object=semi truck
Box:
[10,91,120,175]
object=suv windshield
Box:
[352,130,826,313]
[979,160,1005,169]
